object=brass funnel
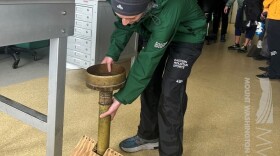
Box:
[86,64,126,91]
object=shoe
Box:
[205,33,217,41]
[228,44,240,50]
[256,72,280,79]
[238,45,247,53]
[210,33,217,40]
[119,135,159,153]
[258,66,268,71]
[220,34,226,42]
[254,54,269,61]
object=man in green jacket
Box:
[100,0,206,155]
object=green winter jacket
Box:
[106,0,206,104]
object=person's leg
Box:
[234,36,241,45]
[158,42,203,156]
[220,1,229,42]
[256,20,271,60]
[228,36,241,50]
[212,5,222,35]
[243,38,251,47]
[237,39,250,53]
[234,8,243,41]
[137,49,169,140]
[228,8,242,50]
[244,25,257,46]
[221,8,229,35]
[265,20,280,78]
[119,42,169,153]
[238,25,257,53]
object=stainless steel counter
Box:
[0,0,73,4]
[0,1,74,46]
[0,1,75,155]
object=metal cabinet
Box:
[67,0,137,69]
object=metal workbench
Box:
[0,0,75,155]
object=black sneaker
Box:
[256,72,269,78]
[256,72,280,79]
[220,34,226,42]
[238,45,247,53]
[210,33,217,40]
[228,44,240,50]
[119,135,159,153]
[258,67,268,71]
[254,54,269,61]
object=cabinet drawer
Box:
[67,56,90,69]
[68,49,91,61]
[68,36,91,48]
[74,27,92,38]
[75,20,92,30]
[75,0,96,6]
[75,13,92,22]
[67,43,91,54]
[75,6,93,15]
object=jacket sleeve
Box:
[113,1,183,104]
[106,20,134,61]
[263,0,273,12]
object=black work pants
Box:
[267,19,280,76]
[137,41,203,156]
[212,1,229,35]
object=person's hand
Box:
[260,11,267,20]
[101,56,114,72]
[224,6,229,14]
[100,98,121,120]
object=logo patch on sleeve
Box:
[154,41,167,49]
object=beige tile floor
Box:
[0,25,279,156]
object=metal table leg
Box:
[46,37,67,156]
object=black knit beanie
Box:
[111,0,151,16]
